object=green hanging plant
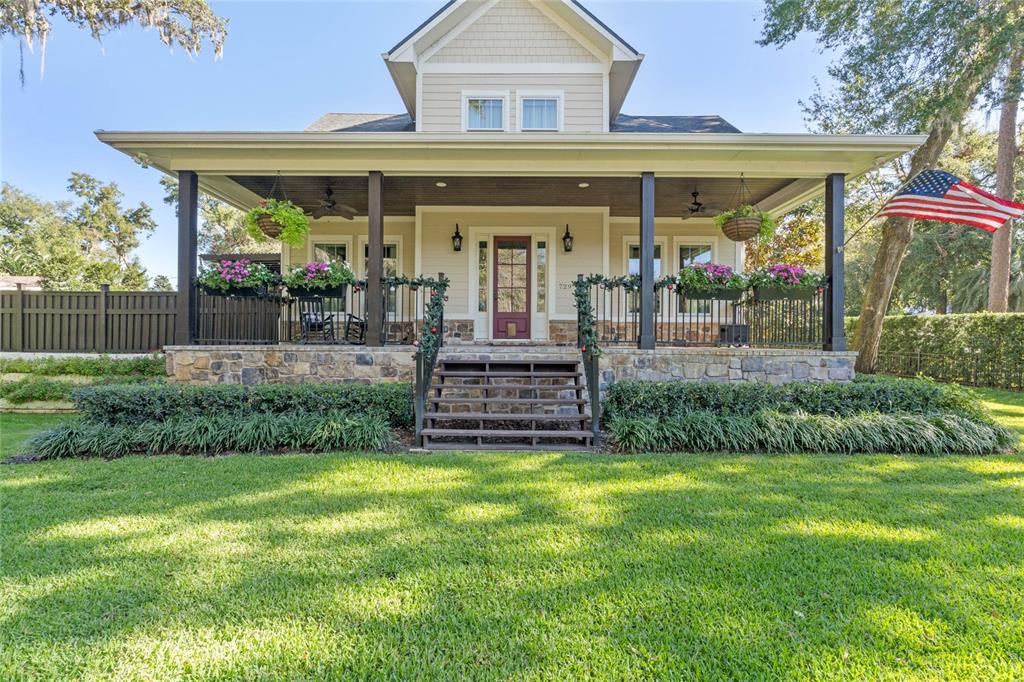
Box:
[245,198,311,248]
[714,205,775,240]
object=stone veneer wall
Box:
[548,320,578,345]
[165,345,415,385]
[598,348,857,393]
[444,320,475,343]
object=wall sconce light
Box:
[452,223,463,252]
[562,224,574,252]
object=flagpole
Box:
[842,167,928,247]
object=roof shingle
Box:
[307,112,740,134]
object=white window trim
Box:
[620,235,668,277]
[355,235,405,280]
[673,237,717,271]
[307,238,354,268]
[462,91,509,132]
[517,90,564,132]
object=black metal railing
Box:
[575,274,825,350]
[876,351,1024,391]
[411,273,450,446]
[193,276,440,347]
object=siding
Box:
[427,0,599,64]
[420,73,604,132]
[609,219,739,277]
[288,219,416,278]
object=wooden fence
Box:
[0,285,177,353]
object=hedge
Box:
[603,376,986,422]
[27,411,395,459]
[845,313,1024,388]
[0,354,165,377]
[608,411,1017,455]
[71,382,415,427]
[0,375,153,404]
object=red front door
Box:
[493,236,531,339]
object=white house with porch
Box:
[97,0,924,447]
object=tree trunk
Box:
[988,48,1023,313]
[855,114,959,373]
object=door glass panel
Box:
[495,240,529,314]
[478,241,488,312]
[536,241,547,313]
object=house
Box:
[96,0,924,446]
[0,276,44,291]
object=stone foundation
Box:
[443,319,475,343]
[165,345,415,385]
[598,347,856,392]
[548,320,578,344]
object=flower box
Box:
[287,283,349,299]
[752,286,818,301]
[678,287,745,301]
[199,284,270,298]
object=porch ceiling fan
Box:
[309,187,356,220]
[681,190,723,220]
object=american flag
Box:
[878,169,1024,233]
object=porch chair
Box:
[297,297,336,343]
[344,313,367,344]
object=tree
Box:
[988,48,1023,312]
[0,178,157,290]
[150,274,173,292]
[745,202,824,271]
[1,0,226,81]
[159,176,271,255]
[761,0,1024,372]
[67,173,156,268]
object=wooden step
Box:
[421,428,592,439]
[423,442,593,452]
[440,358,579,366]
[431,383,583,391]
[425,412,586,422]
[430,397,585,405]
[437,370,580,378]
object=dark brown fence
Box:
[1,285,176,353]
[876,351,1024,391]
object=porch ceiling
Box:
[227,175,794,218]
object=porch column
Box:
[175,170,199,345]
[639,171,656,349]
[366,170,384,346]
[824,173,847,351]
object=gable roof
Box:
[383,0,643,124]
[308,112,740,134]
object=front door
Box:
[493,236,531,339]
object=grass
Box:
[0,413,70,458]
[976,387,1024,440]
[2,390,1023,679]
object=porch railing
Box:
[575,274,825,350]
[193,275,442,346]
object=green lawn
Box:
[0,412,70,458]
[977,387,1024,439]
[2,392,1024,680]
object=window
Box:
[478,240,488,312]
[679,244,714,314]
[466,98,504,131]
[312,243,349,312]
[364,243,399,314]
[536,241,547,313]
[627,243,662,313]
[521,97,558,131]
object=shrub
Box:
[0,354,165,377]
[27,411,395,459]
[72,381,414,427]
[607,411,1017,455]
[603,376,985,422]
[0,375,152,404]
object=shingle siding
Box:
[426,0,598,64]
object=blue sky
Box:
[1,1,832,284]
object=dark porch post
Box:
[639,171,656,349]
[824,173,847,351]
[366,170,384,346]
[175,170,199,345]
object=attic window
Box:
[521,97,559,131]
[466,97,504,131]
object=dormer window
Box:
[520,95,561,132]
[465,96,505,131]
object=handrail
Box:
[574,275,602,446]
[408,273,450,446]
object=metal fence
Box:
[1,285,176,353]
[876,351,1024,391]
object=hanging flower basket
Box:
[720,216,764,242]
[256,214,283,239]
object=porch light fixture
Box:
[452,223,463,252]
[562,224,574,252]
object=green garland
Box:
[385,274,450,362]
